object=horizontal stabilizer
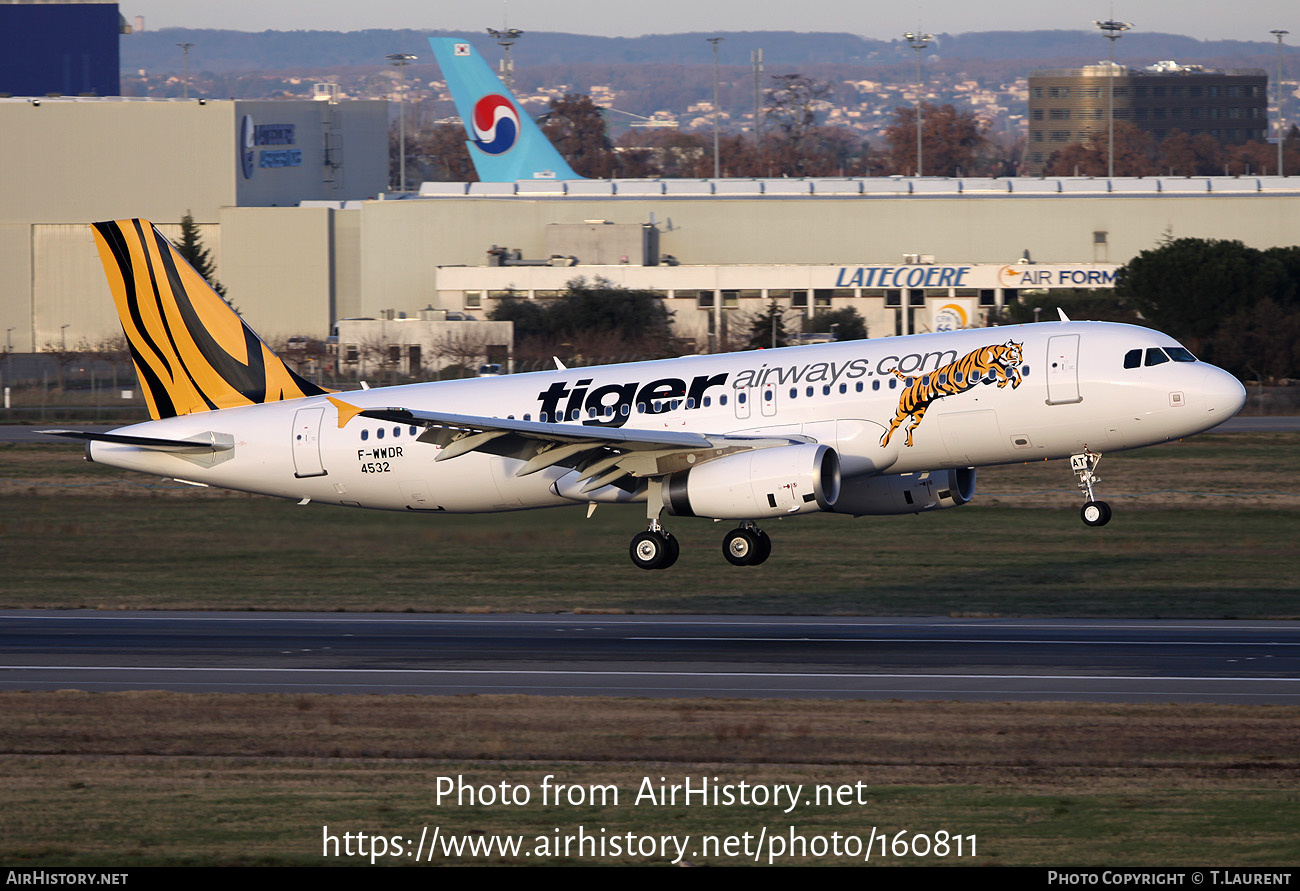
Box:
[41,429,234,452]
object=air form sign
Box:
[832,265,1117,289]
[239,115,301,179]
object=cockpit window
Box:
[1145,348,1170,367]
[1166,347,1197,362]
[1123,349,1141,369]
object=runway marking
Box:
[3,614,1299,633]
[2,666,1298,683]
[628,637,1300,646]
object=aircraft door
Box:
[1045,334,1082,405]
[760,382,778,417]
[292,407,327,478]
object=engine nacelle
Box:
[663,443,840,520]
[833,468,976,516]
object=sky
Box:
[121,0,1296,46]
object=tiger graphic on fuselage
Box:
[880,341,1025,448]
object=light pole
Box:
[752,48,764,151]
[1094,18,1132,179]
[487,27,524,89]
[386,53,417,192]
[708,37,723,178]
[177,42,194,99]
[1272,29,1289,176]
[904,31,933,176]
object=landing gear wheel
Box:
[751,529,772,566]
[630,530,678,570]
[723,528,760,566]
[1080,500,1112,527]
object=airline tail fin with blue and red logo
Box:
[428,37,583,182]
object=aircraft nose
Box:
[1197,365,1246,419]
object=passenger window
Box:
[954,372,963,384]
[1124,349,1142,369]
[1145,348,1169,366]
[889,378,897,389]
[621,404,630,415]
[764,390,773,402]
[789,388,797,399]
[376,428,385,439]
[822,385,831,396]
[1021,365,1030,376]
[393,426,401,437]
[409,426,418,435]
[872,380,880,391]
[855,382,863,392]
[360,429,369,441]
[720,395,728,406]
[738,392,747,404]
[839,383,847,394]
[806,386,814,397]
[702,398,710,408]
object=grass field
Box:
[2,693,1298,866]
[1,433,1297,866]
[2,433,1297,615]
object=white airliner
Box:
[46,220,1246,569]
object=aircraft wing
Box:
[351,404,808,490]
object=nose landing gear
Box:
[1071,449,1112,527]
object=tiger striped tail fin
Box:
[91,219,331,419]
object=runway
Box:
[2,611,1298,703]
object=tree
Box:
[1156,129,1222,176]
[1208,299,1300,382]
[175,211,228,301]
[764,74,834,176]
[1002,289,1140,326]
[809,306,867,341]
[489,277,677,365]
[540,94,615,178]
[1115,238,1291,350]
[743,301,796,351]
[883,103,989,177]
[1044,122,1158,177]
[406,119,477,183]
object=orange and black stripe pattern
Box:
[92,219,330,419]
[880,341,1025,448]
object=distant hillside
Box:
[120,28,1295,74]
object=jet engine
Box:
[833,468,975,516]
[663,443,840,519]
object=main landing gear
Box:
[629,524,679,571]
[722,522,772,567]
[1070,449,1112,527]
[627,481,773,570]
[629,479,680,570]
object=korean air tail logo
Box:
[472,94,520,155]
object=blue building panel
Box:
[0,3,120,97]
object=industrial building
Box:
[2,95,1299,358]
[0,95,388,352]
[1026,62,1269,174]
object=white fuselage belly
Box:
[87,322,1245,515]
